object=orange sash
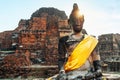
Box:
[64,35,98,72]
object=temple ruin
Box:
[98,33,120,72]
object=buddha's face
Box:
[72,17,84,33]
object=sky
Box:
[0,0,120,37]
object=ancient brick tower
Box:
[12,8,71,65]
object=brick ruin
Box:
[0,8,72,78]
[0,31,13,50]
[17,18,71,65]
[98,33,120,72]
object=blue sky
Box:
[0,0,120,37]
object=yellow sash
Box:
[64,35,98,72]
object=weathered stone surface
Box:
[98,33,120,72]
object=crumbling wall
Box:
[98,34,120,72]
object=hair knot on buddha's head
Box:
[68,3,84,25]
